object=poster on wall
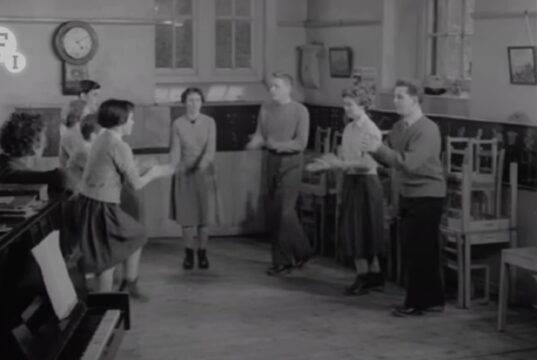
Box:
[351,67,378,108]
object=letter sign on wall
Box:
[0,26,27,74]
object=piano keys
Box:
[0,197,130,360]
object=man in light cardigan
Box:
[361,78,447,316]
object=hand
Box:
[246,135,264,150]
[265,138,279,151]
[152,164,174,178]
[359,133,382,152]
[137,158,158,176]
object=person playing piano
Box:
[0,112,74,194]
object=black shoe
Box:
[183,248,194,270]
[197,249,209,269]
[266,264,293,276]
[423,304,445,313]
[344,275,369,296]
[295,255,314,269]
[363,273,385,291]
[391,305,424,317]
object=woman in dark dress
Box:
[170,88,218,270]
[0,112,72,193]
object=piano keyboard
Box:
[81,309,121,360]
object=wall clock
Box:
[53,21,98,95]
[53,21,98,65]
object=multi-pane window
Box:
[155,0,258,79]
[215,0,253,69]
[155,0,194,69]
[427,0,475,79]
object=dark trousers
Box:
[399,196,445,309]
[266,152,313,266]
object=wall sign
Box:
[0,26,27,74]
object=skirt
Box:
[69,195,147,274]
[338,174,385,260]
[170,165,220,226]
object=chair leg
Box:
[498,259,509,331]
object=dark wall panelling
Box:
[170,104,260,152]
[306,105,537,191]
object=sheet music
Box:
[0,196,14,204]
[31,230,78,320]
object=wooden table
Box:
[497,247,537,331]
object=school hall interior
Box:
[1,0,537,359]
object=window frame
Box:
[155,0,264,83]
[425,0,474,80]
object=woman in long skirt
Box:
[309,88,385,295]
[170,88,218,270]
[73,99,173,301]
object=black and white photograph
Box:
[1,1,537,359]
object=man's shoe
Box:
[266,264,293,276]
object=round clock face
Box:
[53,21,98,64]
[62,27,93,60]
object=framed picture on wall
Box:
[329,47,353,78]
[62,62,89,95]
[508,46,537,85]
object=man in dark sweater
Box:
[362,79,446,316]
[246,73,314,276]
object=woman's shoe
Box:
[266,264,293,276]
[124,279,149,302]
[391,305,424,317]
[183,248,194,270]
[344,275,369,296]
[364,272,385,291]
[197,249,209,269]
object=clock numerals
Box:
[54,21,98,64]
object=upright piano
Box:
[0,198,130,360]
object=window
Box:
[427,0,475,80]
[155,0,262,82]
[155,0,194,69]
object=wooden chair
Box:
[442,161,518,308]
[299,127,332,255]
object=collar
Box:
[105,129,123,141]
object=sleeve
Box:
[200,117,216,167]
[170,120,182,167]
[112,141,143,189]
[373,122,441,173]
[276,104,310,152]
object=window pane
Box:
[155,24,173,68]
[447,0,463,34]
[445,35,462,78]
[464,0,475,34]
[463,36,472,78]
[155,0,173,19]
[235,20,251,68]
[235,0,251,17]
[175,0,192,16]
[216,0,232,16]
[175,20,193,68]
[216,20,233,68]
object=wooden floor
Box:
[116,237,537,360]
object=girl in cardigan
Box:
[73,99,173,300]
[307,88,385,295]
[170,88,218,270]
